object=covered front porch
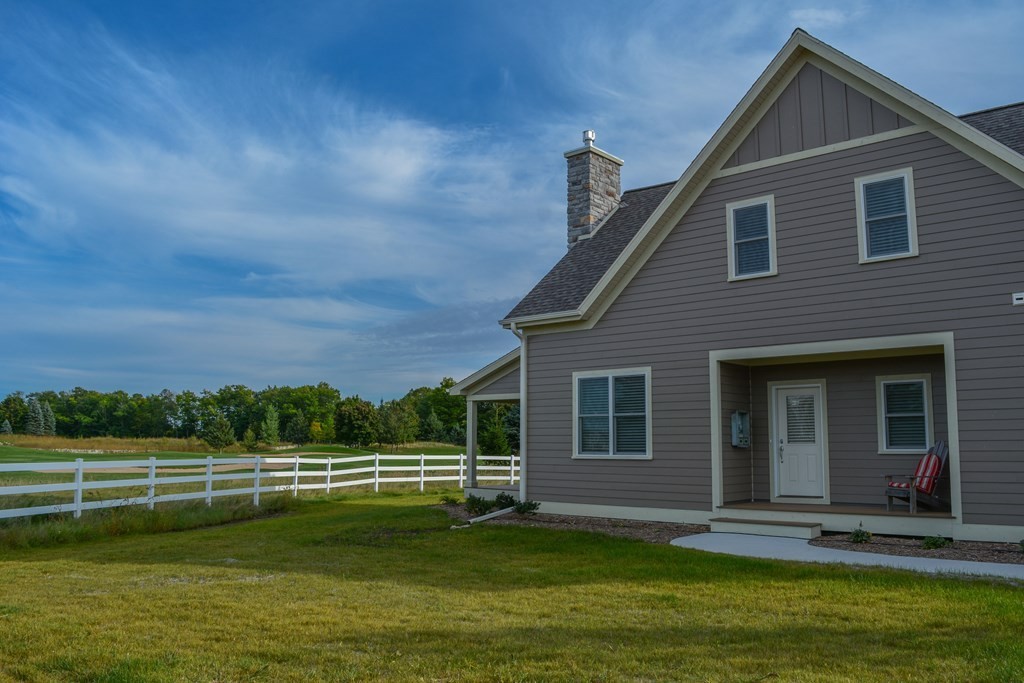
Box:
[449,349,522,500]
[710,333,961,536]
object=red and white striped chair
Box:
[884,440,949,513]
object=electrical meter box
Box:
[731,410,750,448]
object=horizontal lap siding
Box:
[527,130,1024,525]
[720,362,752,503]
[750,357,948,506]
[472,365,519,396]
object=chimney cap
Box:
[583,129,596,146]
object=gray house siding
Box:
[720,362,752,503]
[471,363,520,396]
[526,128,1024,526]
[724,63,914,169]
[746,356,948,506]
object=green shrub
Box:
[922,535,951,550]
[849,524,872,544]
[464,494,495,516]
[439,494,461,506]
[494,492,516,509]
[513,499,540,515]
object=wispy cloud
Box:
[1,1,1022,398]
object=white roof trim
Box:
[505,28,1024,329]
[449,348,520,396]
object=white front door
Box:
[774,385,825,498]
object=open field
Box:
[1,493,1022,682]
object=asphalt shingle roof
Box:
[504,181,673,320]
[959,102,1024,156]
[504,103,1024,321]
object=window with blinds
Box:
[574,369,651,457]
[856,168,918,263]
[726,195,776,280]
[877,375,932,453]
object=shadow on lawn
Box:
[4,496,1020,596]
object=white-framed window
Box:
[726,195,777,281]
[876,374,933,454]
[855,168,918,263]
[572,367,652,459]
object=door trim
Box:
[768,379,831,505]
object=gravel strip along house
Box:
[452,29,1024,543]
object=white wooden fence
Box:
[0,453,519,521]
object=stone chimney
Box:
[564,130,623,247]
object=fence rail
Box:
[0,454,519,521]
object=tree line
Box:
[0,380,519,453]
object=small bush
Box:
[464,494,495,517]
[1019,539,1024,553]
[513,500,540,515]
[494,492,516,509]
[922,535,951,550]
[849,524,872,544]
[439,494,462,506]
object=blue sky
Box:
[2,1,1022,400]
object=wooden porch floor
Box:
[721,500,953,518]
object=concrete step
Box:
[709,517,822,539]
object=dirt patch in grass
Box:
[811,533,1024,565]
[441,503,709,544]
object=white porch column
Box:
[466,399,478,488]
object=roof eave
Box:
[449,348,521,396]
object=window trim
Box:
[875,374,933,455]
[726,194,777,282]
[572,367,653,460]
[855,167,918,264]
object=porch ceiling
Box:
[723,345,943,367]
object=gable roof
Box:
[448,348,519,397]
[502,30,1024,328]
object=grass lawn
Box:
[1,494,1022,681]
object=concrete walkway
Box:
[671,533,1024,581]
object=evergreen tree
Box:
[202,414,236,453]
[42,402,56,436]
[0,419,11,435]
[478,413,511,457]
[378,400,419,450]
[260,405,280,445]
[284,410,309,445]
[25,396,44,436]
[242,426,259,451]
[423,409,444,442]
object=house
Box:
[451,30,1024,543]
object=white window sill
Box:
[572,453,653,460]
[728,270,778,282]
[859,251,918,265]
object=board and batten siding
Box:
[723,63,914,168]
[526,129,1024,526]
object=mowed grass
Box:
[1,494,1022,682]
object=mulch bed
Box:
[441,504,709,544]
[810,533,1024,565]
[441,503,1024,565]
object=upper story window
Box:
[573,367,652,459]
[726,195,777,281]
[876,374,933,454]
[855,168,918,263]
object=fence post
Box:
[325,457,332,493]
[73,458,84,519]
[292,455,300,496]
[147,456,157,510]
[509,454,515,485]
[419,453,425,492]
[458,454,464,487]
[253,456,261,507]
[374,453,379,493]
[205,456,213,506]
